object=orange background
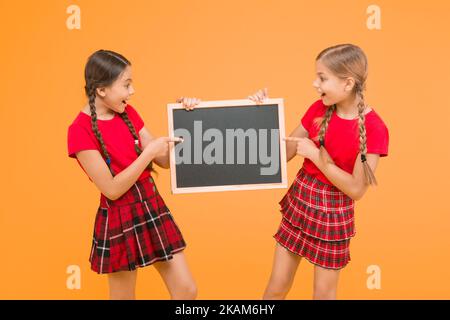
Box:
[1,0,449,299]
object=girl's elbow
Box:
[351,187,367,201]
[103,184,120,201]
[350,193,362,201]
[344,190,359,201]
[94,180,118,201]
[105,190,119,201]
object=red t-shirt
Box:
[67,104,150,181]
[300,99,389,185]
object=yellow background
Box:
[1,0,449,299]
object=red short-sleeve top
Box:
[67,104,150,181]
[300,99,389,185]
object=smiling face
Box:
[312,59,355,106]
[97,65,135,113]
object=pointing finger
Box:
[283,137,302,142]
[166,137,184,143]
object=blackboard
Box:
[167,99,287,194]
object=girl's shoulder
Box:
[365,107,389,132]
[69,108,90,128]
[67,107,97,144]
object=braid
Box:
[86,85,115,176]
[313,44,376,186]
[119,112,154,173]
[357,90,377,185]
[357,92,368,157]
[83,49,156,177]
[317,104,335,144]
[317,104,336,164]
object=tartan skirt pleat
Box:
[89,176,186,274]
[274,168,356,270]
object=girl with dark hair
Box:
[67,49,200,300]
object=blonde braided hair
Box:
[314,44,377,186]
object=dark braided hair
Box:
[84,49,153,176]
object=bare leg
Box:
[263,243,301,300]
[153,251,197,300]
[107,269,138,300]
[313,265,341,300]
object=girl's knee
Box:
[184,281,198,299]
[313,283,337,300]
[171,280,198,300]
[109,283,136,300]
[108,271,137,300]
[263,277,293,299]
[313,266,340,300]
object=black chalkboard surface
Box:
[167,99,287,194]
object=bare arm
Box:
[139,127,170,169]
[139,96,200,169]
[247,88,309,162]
[130,97,200,170]
[310,151,380,201]
[75,136,179,200]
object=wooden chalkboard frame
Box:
[167,99,288,194]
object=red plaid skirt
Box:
[274,168,355,270]
[89,176,186,274]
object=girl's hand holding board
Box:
[174,88,268,113]
[176,97,201,111]
[140,95,196,167]
[248,88,269,105]
[249,88,326,164]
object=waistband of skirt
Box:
[99,175,154,208]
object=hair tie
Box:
[319,138,325,147]
[134,139,139,145]
[361,154,367,163]
[106,158,111,165]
